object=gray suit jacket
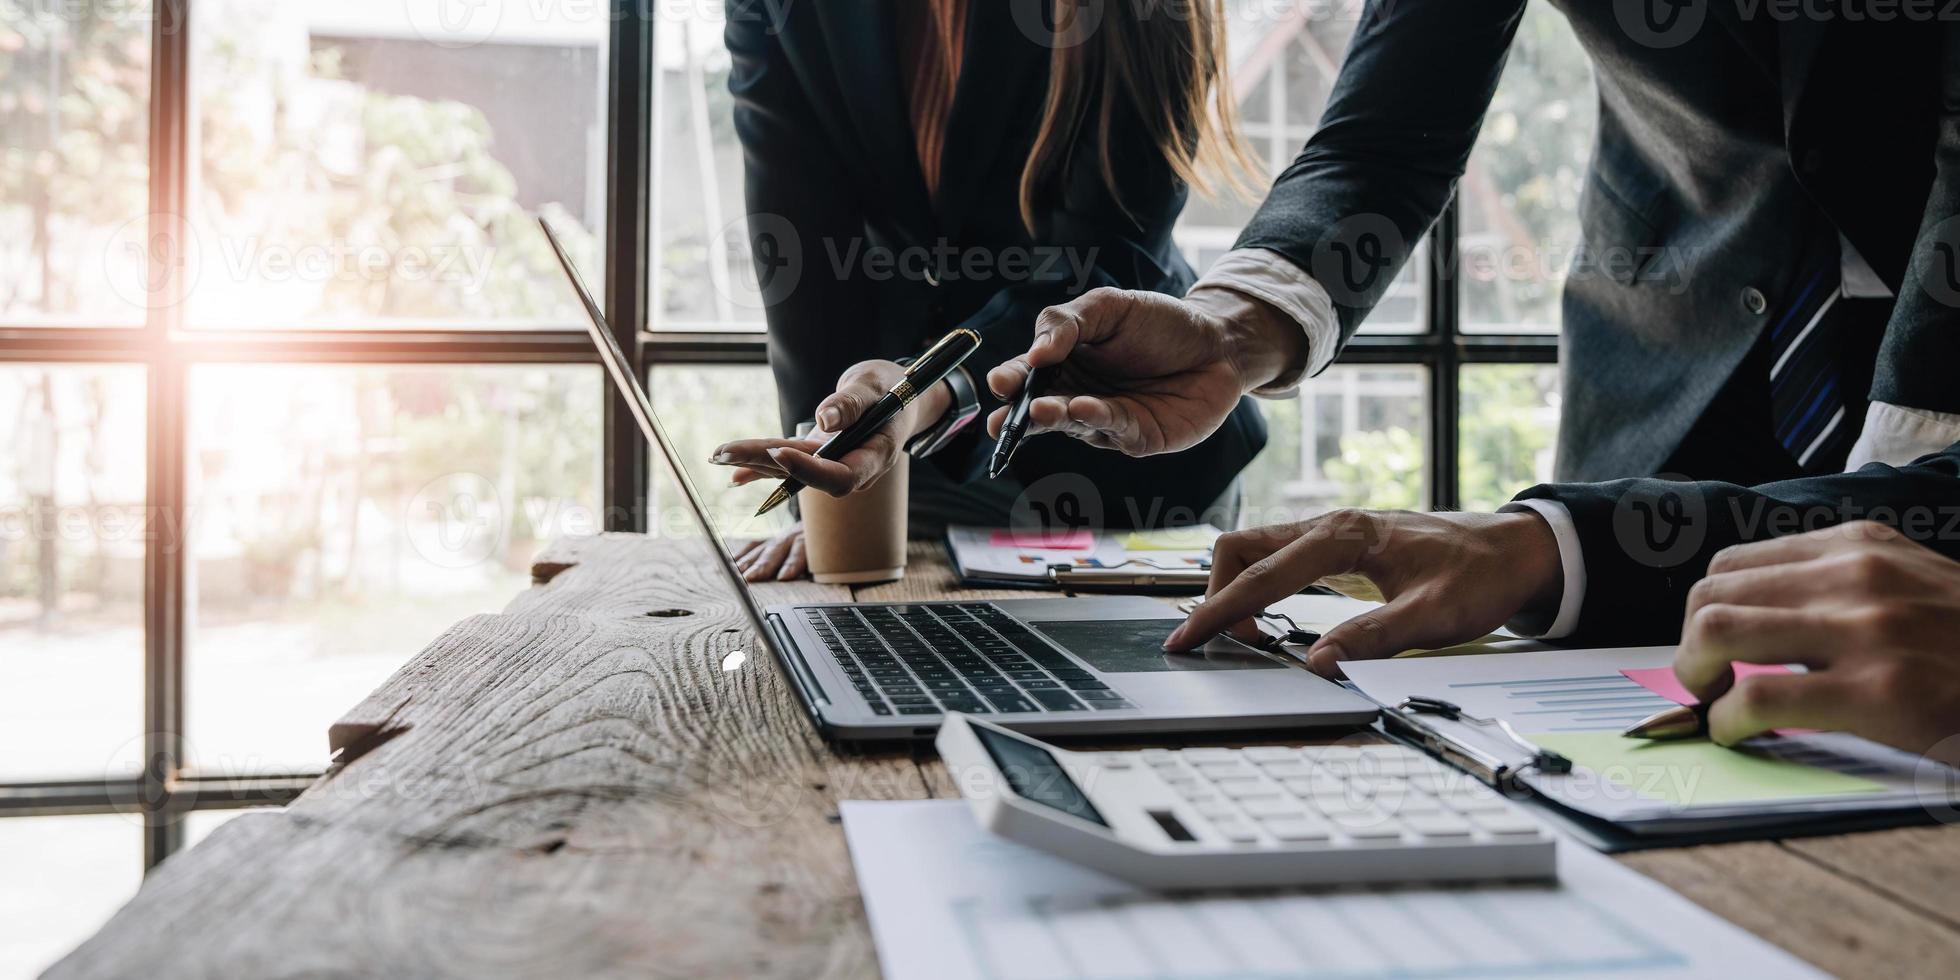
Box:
[1236,2,1957,483]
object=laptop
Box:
[540,218,1378,740]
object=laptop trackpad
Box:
[1031,619,1283,673]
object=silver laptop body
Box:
[541,218,1378,741]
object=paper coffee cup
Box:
[800,453,908,584]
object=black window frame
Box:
[0,2,1555,872]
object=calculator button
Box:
[1239,798,1306,818]
[1405,814,1475,839]
[1471,813,1544,837]
[1243,747,1300,763]
[1337,820,1407,841]
[1194,801,1240,820]
[1215,778,1280,800]
[1281,776,1346,796]
[1195,761,1257,779]
[1180,748,1238,764]
[1374,793,1444,816]
[1141,749,1176,763]
[1259,762,1314,779]
[1210,819,1261,844]
[1262,819,1333,843]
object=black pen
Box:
[988,364,1053,479]
[754,328,982,516]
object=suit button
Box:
[1741,287,1768,315]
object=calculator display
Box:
[973,725,1108,827]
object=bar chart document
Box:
[842,799,1823,980]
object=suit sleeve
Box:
[1872,22,1960,415]
[726,0,874,437]
[1234,0,1525,344]
[1513,442,1960,645]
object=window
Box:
[0,0,640,892]
[1,0,1592,950]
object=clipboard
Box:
[942,525,1217,594]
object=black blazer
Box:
[1518,440,1960,645]
[725,0,1266,527]
[1235,2,1957,485]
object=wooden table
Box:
[51,535,1960,978]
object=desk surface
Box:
[51,534,1960,978]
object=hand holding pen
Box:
[735,329,982,516]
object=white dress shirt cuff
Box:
[1186,247,1340,396]
[1497,498,1586,640]
[1845,401,1960,470]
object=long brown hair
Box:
[1019,0,1260,233]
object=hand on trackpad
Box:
[1030,619,1284,673]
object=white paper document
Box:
[842,799,1823,980]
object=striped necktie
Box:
[1768,269,1856,473]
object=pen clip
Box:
[904,328,980,377]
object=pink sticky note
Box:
[1622,663,1813,735]
[990,528,1094,551]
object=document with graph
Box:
[1340,646,1960,829]
[842,799,1823,980]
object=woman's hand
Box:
[734,523,808,582]
[1164,510,1564,678]
[710,359,950,497]
[1675,522,1960,762]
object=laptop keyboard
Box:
[803,603,1135,717]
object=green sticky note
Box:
[1526,731,1887,806]
[1120,528,1217,552]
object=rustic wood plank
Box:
[850,540,1029,604]
[51,536,927,980]
[51,538,1960,978]
[1779,825,1960,933]
[1622,842,1960,978]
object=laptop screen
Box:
[537,218,784,658]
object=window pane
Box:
[1239,365,1429,524]
[1460,6,1596,334]
[650,4,761,332]
[186,364,602,773]
[0,815,141,977]
[1177,5,1422,334]
[648,364,790,540]
[0,365,146,781]
[1459,364,1562,512]
[188,1,608,329]
[0,3,152,325]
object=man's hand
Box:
[709,359,948,497]
[984,286,1306,456]
[1165,510,1563,677]
[1675,522,1960,762]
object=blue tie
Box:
[1767,270,1855,473]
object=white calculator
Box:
[935,713,1556,890]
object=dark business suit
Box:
[725,0,1266,528]
[1237,2,1957,486]
[1515,441,1960,645]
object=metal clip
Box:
[1395,696,1573,777]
